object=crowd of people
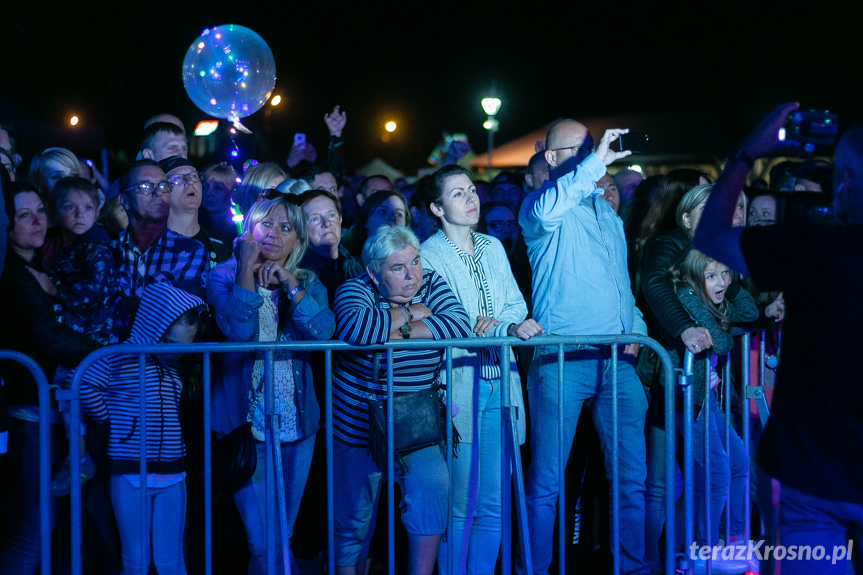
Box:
[0,101,860,575]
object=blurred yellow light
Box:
[70,116,79,126]
[628,164,644,174]
[385,121,397,133]
[271,95,282,106]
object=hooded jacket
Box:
[80,282,205,475]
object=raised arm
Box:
[695,102,801,275]
[519,153,606,239]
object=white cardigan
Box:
[421,231,527,444]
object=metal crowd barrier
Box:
[676,327,775,575]
[0,349,53,573]
[8,332,676,575]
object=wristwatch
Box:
[400,305,412,339]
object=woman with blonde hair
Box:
[28,147,82,217]
[207,189,335,575]
[232,162,288,216]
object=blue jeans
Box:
[332,441,449,567]
[524,348,648,575]
[110,474,187,575]
[644,391,748,572]
[438,378,503,575]
[693,392,747,546]
[234,434,315,575]
[778,484,863,575]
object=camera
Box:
[778,110,838,154]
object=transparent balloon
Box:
[182,25,276,129]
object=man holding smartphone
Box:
[518,120,650,575]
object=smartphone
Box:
[293,133,306,147]
[618,132,650,154]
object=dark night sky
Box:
[3,1,862,174]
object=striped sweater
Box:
[80,283,205,475]
[332,269,471,446]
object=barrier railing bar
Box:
[556,343,565,575]
[445,344,454,575]
[202,352,213,575]
[0,350,53,575]
[325,348,335,575]
[611,343,621,575]
[63,334,675,575]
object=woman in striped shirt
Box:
[331,225,471,575]
[420,165,544,575]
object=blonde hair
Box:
[243,194,312,285]
[670,249,730,331]
[233,162,287,215]
[28,147,81,197]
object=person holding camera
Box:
[695,102,863,575]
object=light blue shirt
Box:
[518,153,633,335]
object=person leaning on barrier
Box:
[419,164,544,575]
[517,120,649,575]
[330,225,471,575]
[695,102,863,575]
[79,283,206,575]
[206,190,335,575]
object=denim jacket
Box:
[207,257,336,439]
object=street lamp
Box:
[481,97,501,171]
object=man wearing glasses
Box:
[518,120,649,574]
[159,156,232,268]
[113,160,208,330]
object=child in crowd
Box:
[671,249,758,565]
[28,176,128,495]
[79,283,206,575]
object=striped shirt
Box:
[79,283,205,475]
[437,230,501,380]
[332,269,471,446]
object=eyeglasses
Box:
[167,172,202,186]
[123,181,173,197]
[485,220,518,232]
[256,188,303,205]
[547,145,595,155]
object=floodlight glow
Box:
[481,97,501,116]
[628,164,643,174]
[271,95,282,106]
[70,116,79,126]
[385,121,397,132]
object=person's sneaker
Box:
[50,453,97,497]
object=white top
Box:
[248,286,300,443]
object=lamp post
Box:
[481,97,501,172]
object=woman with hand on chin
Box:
[207,190,335,575]
[419,165,544,575]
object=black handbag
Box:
[366,353,459,473]
[209,422,257,494]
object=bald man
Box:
[519,120,648,574]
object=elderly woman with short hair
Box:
[331,225,471,575]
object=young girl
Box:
[672,249,757,559]
[79,283,206,575]
[33,177,128,495]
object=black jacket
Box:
[0,248,101,406]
